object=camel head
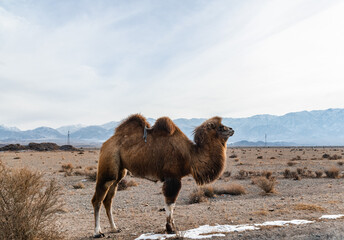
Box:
[194,117,234,146]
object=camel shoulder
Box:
[152,117,179,135]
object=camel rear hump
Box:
[152,117,178,135]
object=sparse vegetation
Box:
[0,161,64,240]
[325,167,340,178]
[73,182,85,189]
[315,170,323,178]
[254,176,277,194]
[293,203,325,212]
[117,179,139,191]
[214,183,246,195]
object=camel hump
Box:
[152,117,177,135]
[115,114,151,133]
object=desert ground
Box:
[1,146,344,239]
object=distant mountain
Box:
[0,108,343,146]
[56,124,85,135]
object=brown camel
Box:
[91,114,234,237]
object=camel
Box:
[91,114,234,237]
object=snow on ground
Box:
[135,214,343,240]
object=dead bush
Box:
[235,170,248,179]
[201,185,215,198]
[283,169,292,178]
[229,154,237,158]
[287,161,297,166]
[315,171,323,178]
[329,154,342,160]
[293,203,325,212]
[188,189,208,204]
[73,182,85,189]
[322,153,330,159]
[255,176,277,194]
[337,161,344,166]
[262,171,272,179]
[325,167,340,178]
[214,183,246,195]
[117,179,138,191]
[0,161,64,240]
[61,163,73,171]
[85,170,97,181]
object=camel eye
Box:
[219,126,224,131]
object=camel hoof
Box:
[166,223,175,234]
[94,233,105,238]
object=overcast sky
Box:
[1,0,344,130]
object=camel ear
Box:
[207,122,216,129]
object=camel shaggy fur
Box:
[91,114,234,237]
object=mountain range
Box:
[1,108,343,146]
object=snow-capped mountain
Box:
[0,108,343,146]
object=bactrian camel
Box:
[91,114,234,237]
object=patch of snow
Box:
[320,214,344,219]
[136,215,343,240]
[255,219,314,227]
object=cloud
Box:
[0,1,343,129]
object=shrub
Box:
[189,189,208,204]
[322,153,330,159]
[315,171,323,178]
[283,169,291,178]
[73,182,85,189]
[117,179,138,191]
[214,184,246,195]
[255,176,276,194]
[0,161,64,240]
[229,154,237,158]
[235,170,248,179]
[287,161,297,166]
[329,154,342,160]
[337,161,344,166]
[201,185,215,198]
[293,203,325,212]
[325,167,340,178]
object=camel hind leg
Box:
[91,145,122,238]
[103,168,127,233]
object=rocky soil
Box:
[1,147,344,239]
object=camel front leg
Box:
[162,178,181,234]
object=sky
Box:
[1,0,344,130]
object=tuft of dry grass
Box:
[293,203,325,212]
[325,167,340,178]
[201,185,215,198]
[287,161,297,166]
[117,179,139,191]
[254,176,277,194]
[188,188,208,204]
[73,182,85,189]
[214,183,246,195]
[0,161,65,240]
[315,170,323,178]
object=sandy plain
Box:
[1,146,344,240]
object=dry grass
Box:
[214,183,246,195]
[117,179,139,191]
[325,167,340,178]
[0,161,64,240]
[293,203,325,212]
[315,171,323,178]
[254,176,277,194]
[188,188,208,204]
[73,182,85,189]
[287,161,297,166]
